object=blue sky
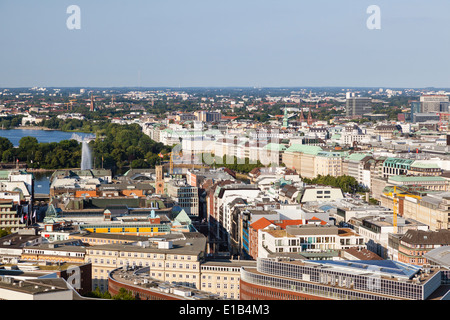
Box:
[0,0,449,88]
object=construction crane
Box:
[69,99,77,110]
[159,151,182,175]
[383,185,422,233]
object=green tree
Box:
[131,159,150,169]
[112,288,135,300]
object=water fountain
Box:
[71,133,95,170]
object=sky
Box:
[0,0,449,88]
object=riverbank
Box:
[1,126,95,134]
[14,126,56,131]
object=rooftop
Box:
[305,259,422,280]
[424,246,450,268]
[109,266,222,300]
[388,175,446,182]
[285,144,322,155]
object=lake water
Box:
[0,129,94,147]
[34,171,52,194]
[0,129,94,194]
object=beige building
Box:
[381,192,450,231]
[86,232,255,299]
[0,200,25,232]
[401,193,450,231]
[87,234,204,293]
[315,151,345,177]
[282,144,322,179]
[298,186,344,203]
[200,261,255,300]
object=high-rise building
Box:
[194,111,222,122]
[420,95,449,113]
[345,97,372,117]
[410,101,421,122]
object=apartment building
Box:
[343,153,373,188]
[212,184,261,250]
[257,224,364,258]
[397,229,450,266]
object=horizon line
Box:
[1,86,450,90]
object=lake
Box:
[0,129,94,147]
[0,129,95,194]
[34,171,52,194]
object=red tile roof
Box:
[274,219,304,229]
[250,217,274,230]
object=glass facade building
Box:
[240,257,447,300]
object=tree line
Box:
[301,174,369,193]
[0,123,170,171]
[0,136,82,169]
[91,123,171,172]
[200,154,266,174]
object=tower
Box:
[282,106,289,128]
[307,108,314,126]
[299,108,305,123]
[90,93,95,112]
[155,165,165,194]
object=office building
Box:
[420,95,449,113]
[345,97,372,117]
[240,257,450,300]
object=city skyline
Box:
[1,0,450,88]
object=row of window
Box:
[88,251,195,261]
[257,259,423,300]
[90,258,198,269]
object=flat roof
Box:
[309,259,422,280]
[0,277,70,295]
[424,246,450,268]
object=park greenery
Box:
[0,123,170,172]
[301,174,369,193]
[0,136,82,169]
[91,123,171,172]
[200,154,266,174]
